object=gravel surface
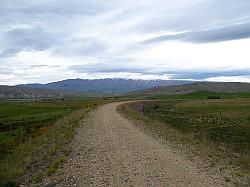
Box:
[50,102,228,186]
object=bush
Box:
[207,96,221,99]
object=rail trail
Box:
[52,102,227,186]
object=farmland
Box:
[1,88,250,186]
[0,100,83,157]
[119,95,250,183]
[129,91,250,100]
[0,98,107,186]
[142,99,250,156]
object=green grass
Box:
[129,91,250,100]
[47,156,67,175]
[0,100,86,158]
[0,98,107,186]
[122,98,250,171]
[145,100,249,146]
[172,91,250,99]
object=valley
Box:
[0,81,249,186]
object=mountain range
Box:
[18,79,192,93]
[0,85,76,100]
[0,79,191,99]
[137,82,250,94]
[1,79,250,99]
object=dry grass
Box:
[118,101,249,186]
[0,100,107,186]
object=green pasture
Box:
[0,100,84,157]
[140,98,250,169]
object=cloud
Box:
[144,22,250,44]
[136,0,250,33]
[28,65,62,69]
[0,0,108,16]
[77,40,106,55]
[68,63,250,81]
[0,0,250,84]
[1,27,59,57]
[0,48,20,58]
[0,68,13,75]
[205,75,250,83]
[169,69,250,80]
[28,65,51,68]
[69,64,148,74]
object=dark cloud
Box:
[0,27,59,57]
[0,48,20,58]
[137,0,250,33]
[69,63,250,81]
[1,0,250,84]
[0,0,109,59]
[68,64,148,74]
[5,26,58,49]
[69,63,170,75]
[68,57,161,75]
[144,22,250,44]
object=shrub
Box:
[207,96,221,99]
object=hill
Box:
[0,85,77,99]
[136,82,250,95]
[18,79,192,93]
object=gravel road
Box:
[52,102,226,186]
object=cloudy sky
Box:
[1,0,250,85]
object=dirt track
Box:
[53,102,226,186]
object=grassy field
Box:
[0,100,83,157]
[128,91,250,100]
[0,98,107,186]
[142,99,249,156]
[119,93,250,184]
[1,91,249,185]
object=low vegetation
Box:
[1,89,249,185]
[0,100,83,158]
[128,91,250,100]
[0,98,107,186]
[119,93,250,185]
[142,100,249,160]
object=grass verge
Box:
[118,100,249,186]
[0,99,106,186]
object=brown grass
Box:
[118,101,249,186]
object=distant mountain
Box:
[2,81,250,99]
[137,82,250,94]
[0,85,76,99]
[18,79,192,93]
